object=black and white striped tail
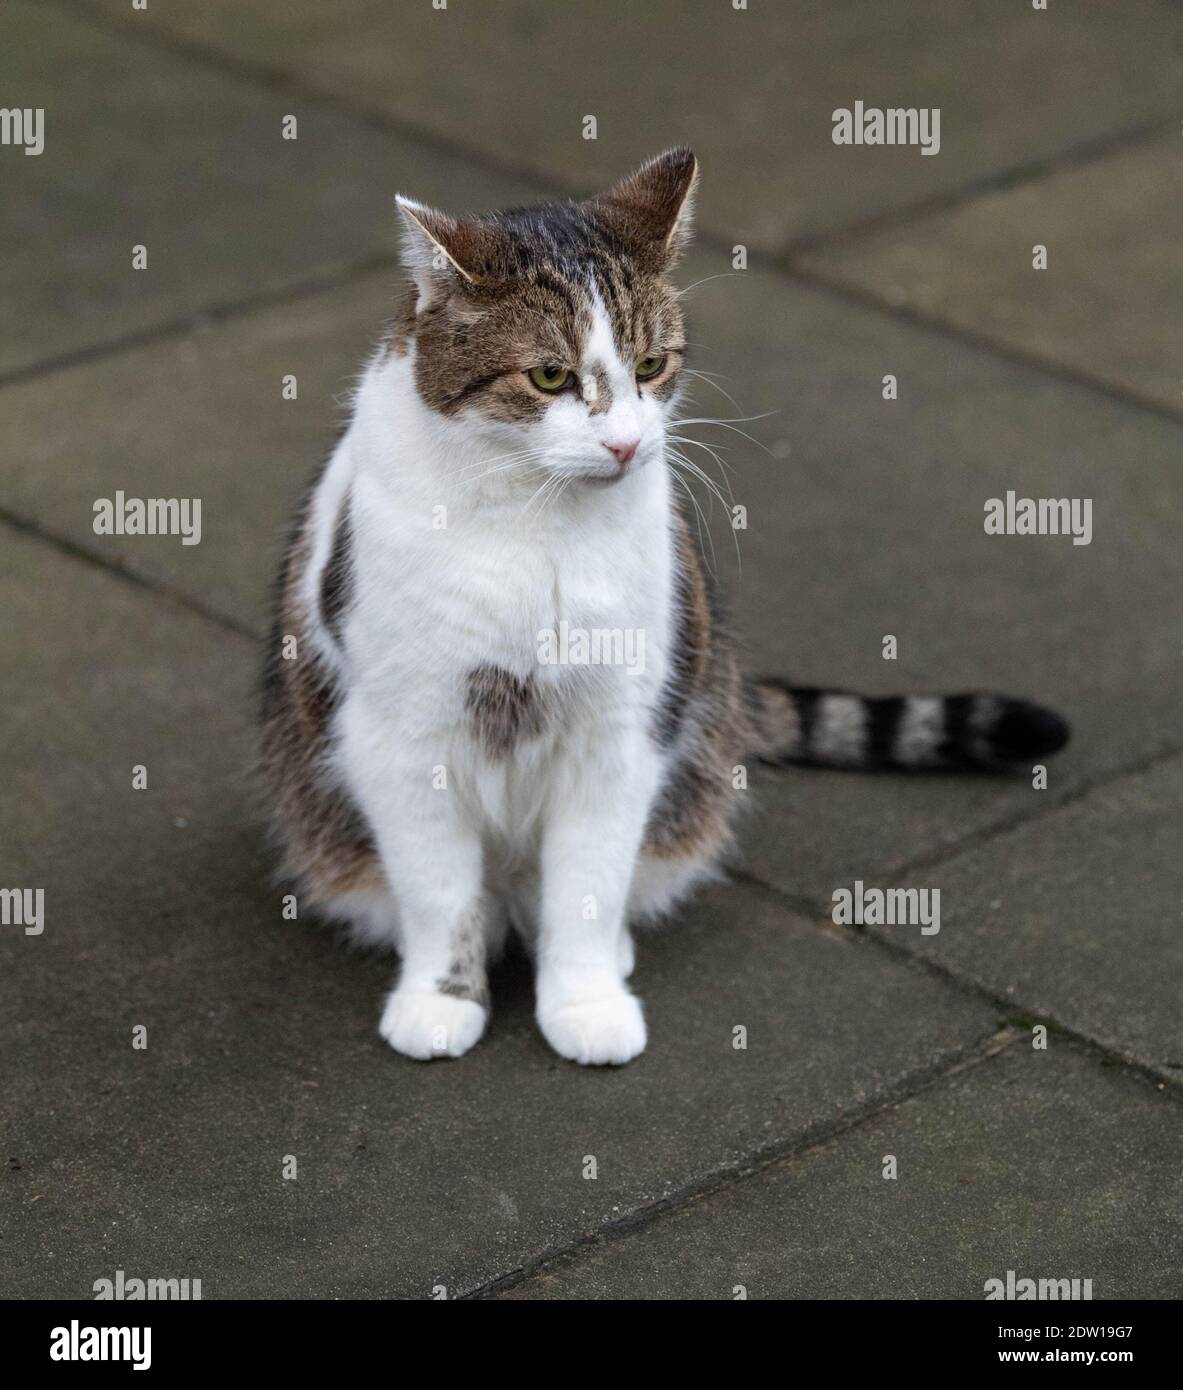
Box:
[749,680,1069,771]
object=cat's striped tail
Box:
[748,680,1069,771]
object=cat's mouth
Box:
[579,456,646,486]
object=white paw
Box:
[538,992,647,1066]
[378,989,487,1060]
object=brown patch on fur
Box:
[596,262,685,371]
[435,902,489,1008]
[319,493,353,642]
[653,512,710,746]
[643,509,753,863]
[412,275,585,423]
[260,499,383,907]
[386,286,418,358]
[465,664,546,758]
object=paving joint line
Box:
[779,258,1183,428]
[23,0,1182,1298]
[5,498,1181,1100]
[784,112,1176,260]
[464,1024,1022,1298]
[0,505,261,642]
[49,0,563,201]
[880,742,1183,884]
[16,0,1179,454]
[21,478,1177,889]
[741,735,1183,924]
[37,0,1183,442]
[57,0,1178,275]
[731,864,1183,1100]
[0,253,400,393]
[15,517,1183,1099]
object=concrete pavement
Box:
[1,0,1179,1298]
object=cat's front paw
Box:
[379,988,487,1060]
[537,991,647,1066]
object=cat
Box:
[261,148,1069,1067]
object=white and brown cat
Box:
[261,148,1068,1065]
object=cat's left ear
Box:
[591,147,698,269]
[395,195,500,308]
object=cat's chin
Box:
[576,463,647,486]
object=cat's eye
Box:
[528,364,573,393]
[636,354,667,380]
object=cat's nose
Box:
[604,438,639,467]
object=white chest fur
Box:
[312,350,675,843]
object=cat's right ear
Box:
[591,147,699,270]
[395,196,497,309]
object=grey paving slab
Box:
[5,224,1180,902]
[867,756,1183,1081]
[682,256,1182,906]
[0,529,995,1298]
[499,1042,1183,1298]
[83,0,1182,251]
[0,0,536,377]
[0,273,388,630]
[799,132,1183,414]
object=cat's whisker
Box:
[670,461,728,547]
[668,435,742,553]
[669,439,738,514]
[458,458,551,488]
[534,472,574,521]
[668,468,718,578]
[673,410,777,425]
[521,469,568,518]
[448,448,561,490]
[668,433,737,479]
[668,451,730,516]
[454,442,555,466]
[681,369,743,411]
[453,447,553,480]
[673,271,741,300]
[667,449,742,576]
[671,412,778,457]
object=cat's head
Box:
[393,147,697,485]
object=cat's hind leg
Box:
[322,889,401,952]
[627,850,724,925]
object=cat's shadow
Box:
[489,938,538,1017]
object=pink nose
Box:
[604,438,639,466]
